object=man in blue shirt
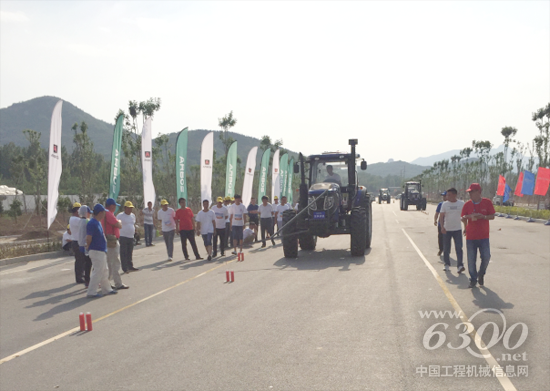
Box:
[86,204,118,298]
[433,191,447,256]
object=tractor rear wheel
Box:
[365,201,372,249]
[403,199,408,210]
[282,210,298,258]
[350,207,367,256]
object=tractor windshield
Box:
[407,183,420,193]
[311,160,348,187]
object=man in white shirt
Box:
[142,201,155,247]
[195,199,216,261]
[440,188,466,273]
[63,225,72,252]
[274,196,291,233]
[223,196,232,248]
[157,199,176,261]
[69,202,86,284]
[117,201,139,273]
[212,197,229,257]
[259,196,276,247]
[325,165,342,186]
[229,194,248,255]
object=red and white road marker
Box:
[225,271,235,283]
[237,252,244,261]
[230,271,234,282]
[85,312,93,331]
[79,313,86,331]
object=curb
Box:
[0,236,165,267]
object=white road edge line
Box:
[401,228,517,391]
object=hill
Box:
[364,160,428,178]
[0,96,115,158]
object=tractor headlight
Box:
[308,196,317,211]
[324,196,334,210]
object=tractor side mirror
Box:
[294,162,299,174]
[360,160,367,170]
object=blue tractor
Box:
[281,139,372,258]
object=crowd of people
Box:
[64,194,295,298]
[433,182,496,289]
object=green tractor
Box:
[281,139,372,258]
[400,181,427,211]
[378,188,391,204]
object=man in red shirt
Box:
[175,198,202,261]
[461,183,495,288]
[102,198,129,290]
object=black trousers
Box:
[72,241,86,283]
[437,225,444,252]
[213,228,226,255]
[261,218,275,245]
[179,230,200,259]
[119,236,134,272]
[225,222,232,248]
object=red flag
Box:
[534,167,550,196]
[514,172,524,197]
[497,175,506,196]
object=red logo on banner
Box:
[145,151,151,158]
[248,168,252,173]
[53,144,58,153]
[275,168,278,173]
[205,159,210,165]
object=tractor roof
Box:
[307,153,359,161]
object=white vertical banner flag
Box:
[141,117,156,206]
[271,149,280,202]
[200,132,214,204]
[47,100,63,229]
[241,146,258,207]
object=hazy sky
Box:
[1,1,548,163]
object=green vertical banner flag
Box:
[279,153,288,200]
[258,148,271,200]
[109,114,124,201]
[176,127,188,201]
[287,158,294,203]
[225,141,237,198]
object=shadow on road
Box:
[273,248,370,271]
[471,286,514,311]
[20,283,76,301]
[32,295,91,321]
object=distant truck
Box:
[378,188,391,204]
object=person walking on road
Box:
[86,204,118,298]
[229,194,247,255]
[117,201,140,273]
[274,196,291,234]
[142,201,155,247]
[440,188,465,273]
[69,202,86,284]
[77,205,93,287]
[158,199,177,261]
[212,197,229,257]
[434,191,447,256]
[247,197,259,242]
[259,196,276,247]
[102,198,129,290]
[461,183,495,288]
[223,196,232,248]
[175,198,202,261]
[195,200,216,261]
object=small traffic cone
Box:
[230,271,235,282]
[79,313,86,331]
[240,252,245,261]
[226,271,230,282]
[86,312,93,331]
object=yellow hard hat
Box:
[224,196,231,201]
[274,196,278,200]
[217,196,223,202]
[231,197,235,201]
[73,202,82,208]
[124,201,134,208]
[160,199,169,205]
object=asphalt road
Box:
[0,201,548,391]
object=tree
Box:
[218,111,237,156]
[501,126,518,174]
[23,129,47,225]
[531,103,550,168]
[71,121,96,205]
[8,199,22,223]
